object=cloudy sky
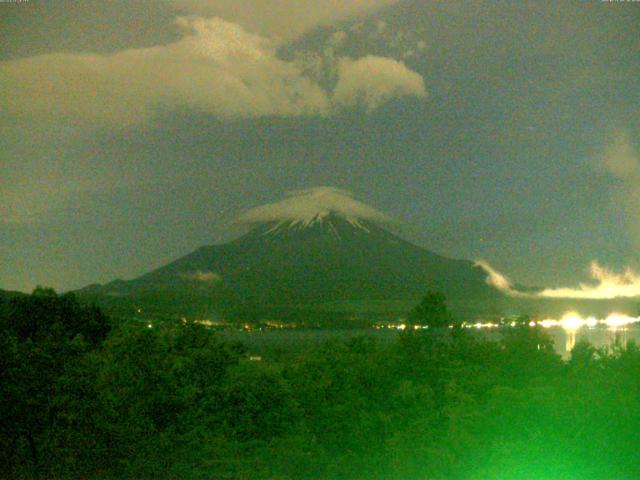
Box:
[1,0,639,292]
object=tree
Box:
[0,288,111,478]
[407,291,453,328]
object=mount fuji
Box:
[78,188,503,322]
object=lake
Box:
[221,317,640,359]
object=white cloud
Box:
[538,261,640,300]
[180,270,222,283]
[236,186,395,228]
[0,16,329,124]
[0,16,426,125]
[333,55,427,111]
[477,260,640,300]
[475,260,523,296]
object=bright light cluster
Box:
[374,322,440,331]
[461,322,501,329]
[379,313,640,332]
[537,312,640,331]
[463,312,640,331]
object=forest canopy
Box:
[1,290,640,479]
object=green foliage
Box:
[0,289,111,478]
[3,290,640,479]
[407,291,453,327]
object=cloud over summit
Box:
[236,187,395,227]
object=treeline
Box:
[2,290,640,479]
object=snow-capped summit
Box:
[235,187,394,231]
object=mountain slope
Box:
[78,188,501,321]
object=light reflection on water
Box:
[548,324,640,358]
[527,312,640,357]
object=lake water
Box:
[222,323,640,359]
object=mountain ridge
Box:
[77,202,502,321]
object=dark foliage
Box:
[0,288,111,478]
[2,290,640,479]
[407,291,453,327]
